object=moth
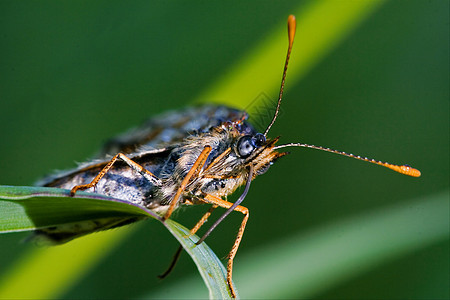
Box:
[36,15,420,298]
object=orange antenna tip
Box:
[287,15,296,47]
[275,143,421,178]
[387,164,421,177]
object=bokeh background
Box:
[0,1,448,299]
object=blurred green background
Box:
[0,0,448,299]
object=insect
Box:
[35,15,420,298]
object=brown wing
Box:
[100,105,248,155]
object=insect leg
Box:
[157,245,183,279]
[162,145,212,221]
[190,204,218,235]
[158,205,218,279]
[70,153,161,195]
[201,194,249,298]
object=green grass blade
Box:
[0,185,150,232]
[0,185,235,299]
[164,219,236,299]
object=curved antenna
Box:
[264,15,296,137]
[274,143,421,177]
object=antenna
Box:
[264,14,296,137]
[274,143,421,177]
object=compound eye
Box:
[236,135,255,158]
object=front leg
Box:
[200,194,249,299]
[161,145,212,221]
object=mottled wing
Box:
[39,105,249,188]
[101,105,250,156]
